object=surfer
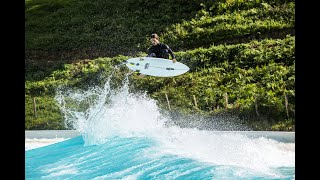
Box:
[147,33,177,63]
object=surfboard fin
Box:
[144,63,150,69]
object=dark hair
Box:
[151,33,159,40]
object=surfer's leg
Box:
[161,49,169,59]
[147,53,156,57]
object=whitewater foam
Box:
[25,138,67,151]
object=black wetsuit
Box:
[147,43,176,59]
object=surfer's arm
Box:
[147,46,154,57]
[165,45,177,63]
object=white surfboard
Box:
[125,57,190,77]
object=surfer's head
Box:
[150,33,160,46]
[151,33,159,40]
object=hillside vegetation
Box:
[25,0,295,130]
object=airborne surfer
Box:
[147,33,177,63]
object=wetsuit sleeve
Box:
[165,44,176,59]
[147,46,153,56]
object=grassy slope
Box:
[25,0,295,130]
[26,0,201,58]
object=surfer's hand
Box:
[172,59,177,63]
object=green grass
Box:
[26,0,202,53]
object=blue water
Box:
[26,73,295,179]
[26,135,294,179]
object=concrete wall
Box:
[25,130,295,143]
[25,130,80,139]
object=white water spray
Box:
[55,72,168,145]
[55,72,294,175]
